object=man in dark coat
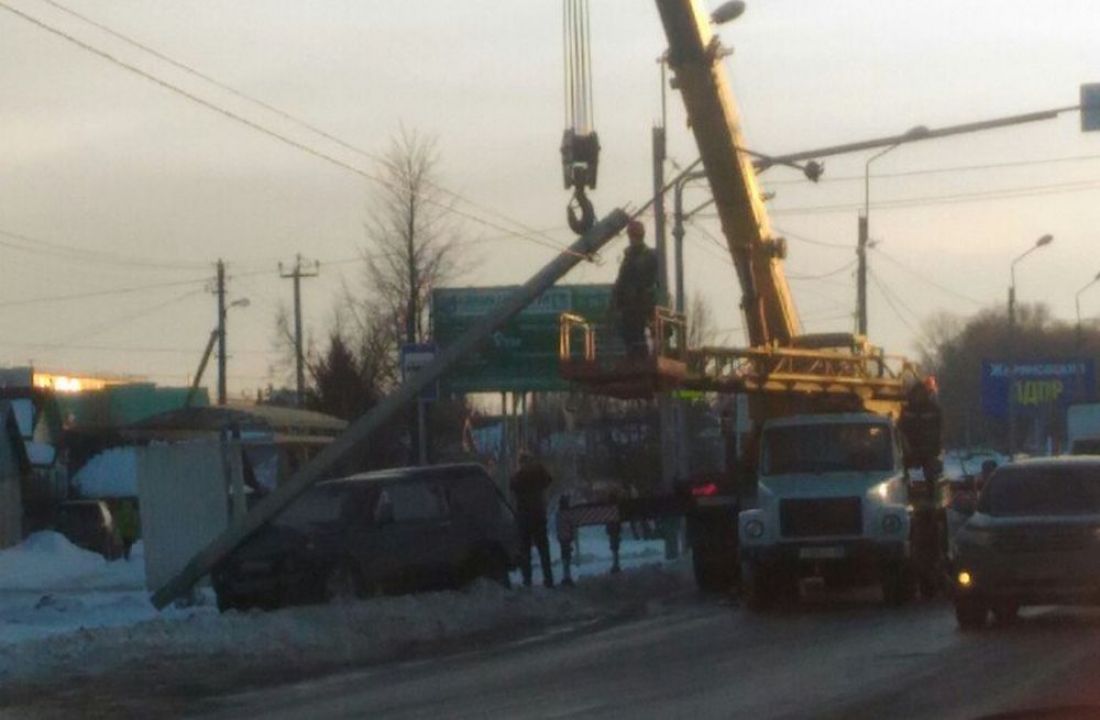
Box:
[613,220,658,357]
[900,377,944,486]
[510,451,555,588]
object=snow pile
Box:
[72,447,138,498]
[0,532,144,592]
[0,561,688,687]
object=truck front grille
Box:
[780,498,862,538]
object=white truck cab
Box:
[738,412,914,609]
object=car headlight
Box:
[745,519,765,539]
[881,514,903,534]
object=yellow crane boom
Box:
[656,0,799,348]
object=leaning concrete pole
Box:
[152,209,630,609]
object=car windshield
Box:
[979,465,1100,516]
[761,422,894,475]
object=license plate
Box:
[799,546,845,560]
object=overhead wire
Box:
[0,227,206,270]
[767,177,1100,216]
[28,286,205,349]
[762,151,1100,186]
[870,246,984,307]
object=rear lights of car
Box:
[691,482,719,498]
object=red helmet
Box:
[627,220,645,240]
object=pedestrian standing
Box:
[510,452,555,588]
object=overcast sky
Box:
[1,0,1098,398]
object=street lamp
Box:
[1007,234,1054,457]
[1075,271,1100,348]
[711,1,746,24]
[858,125,929,336]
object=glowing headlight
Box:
[957,570,973,588]
[745,519,765,539]
[881,514,903,534]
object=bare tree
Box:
[365,129,462,347]
[686,291,718,348]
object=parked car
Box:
[54,499,123,560]
[211,463,520,611]
[952,457,1100,629]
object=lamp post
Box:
[1075,272,1100,349]
[1007,234,1054,457]
[858,125,929,336]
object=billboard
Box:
[981,359,1096,420]
[432,284,618,393]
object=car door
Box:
[370,479,452,591]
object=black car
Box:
[212,463,520,611]
[952,457,1100,629]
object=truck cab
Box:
[738,412,914,610]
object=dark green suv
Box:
[952,457,1100,629]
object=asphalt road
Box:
[192,587,1100,720]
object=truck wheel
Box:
[693,549,733,594]
[955,597,988,630]
[741,561,776,612]
[881,562,915,606]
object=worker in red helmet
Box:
[613,220,658,357]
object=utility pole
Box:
[216,259,227,405]
[653,99,680,559]
[856,215,868,335]
[280,255,319,407]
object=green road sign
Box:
[1083,83,1100,132]
[432,284,619,393]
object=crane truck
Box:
[559,0,941,608]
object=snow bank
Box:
[0,561,689,688]
[0,532,144,592]
[72,447,138,498]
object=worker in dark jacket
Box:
[510,451,555,588]
[900,377,944,487]
[613,220,658,357]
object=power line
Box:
[766,177,1100,216]
[0,275,209,309]
[27,287,205,349]
[787,259,856,281]
[870,246,984,307]
[772,225,852,250]
[3,1,581,259]
[0,227,205,271]
[763,151,1100,187]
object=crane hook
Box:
[567,185,596,235]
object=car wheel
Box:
[955,597,988,630]
[324,561,364,603]
[882,562,916,607]
[991,601,1020,625]
[468,547,511,589]
[742,561,776,612]
[216,590,252,613]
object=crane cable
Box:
[562,0,598,234]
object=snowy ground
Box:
[0,526,686,697]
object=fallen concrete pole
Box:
[151,208,630,608]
